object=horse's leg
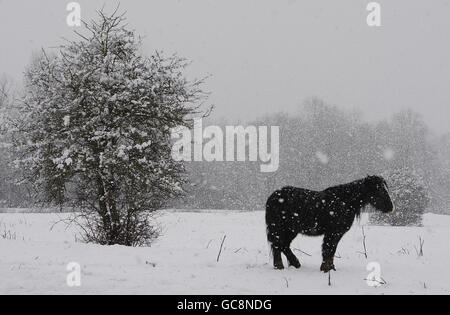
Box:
[268,227,285,269]
[283,247,301,268]
[320,232,344,272]
[272,247,284,270]
[282,233,301,268]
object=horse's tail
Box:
[265,189,287,256]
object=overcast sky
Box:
[1,0,449,133]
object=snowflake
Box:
[316,151,329,165]
[63,115,70,127]
[383,148,395,161]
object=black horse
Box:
[266,175,394,272]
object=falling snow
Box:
[315,151,329,165]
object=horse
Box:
[265,175,395,272]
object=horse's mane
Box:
[322,177,375,219]
[323,177,366,193]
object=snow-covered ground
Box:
[0,210,449,295]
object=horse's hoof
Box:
[289,261,301,269]
[274,264,284,270]
[320,262,336,273]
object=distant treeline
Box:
[1,97,449,213]
[171,98,450,213]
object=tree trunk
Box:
[96,175,113,243]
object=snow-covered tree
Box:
[370,167,430,226]
[0,79,10,206]
[11,9,206,246]
[0,77,29,207]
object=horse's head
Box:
[364,175,395,214]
